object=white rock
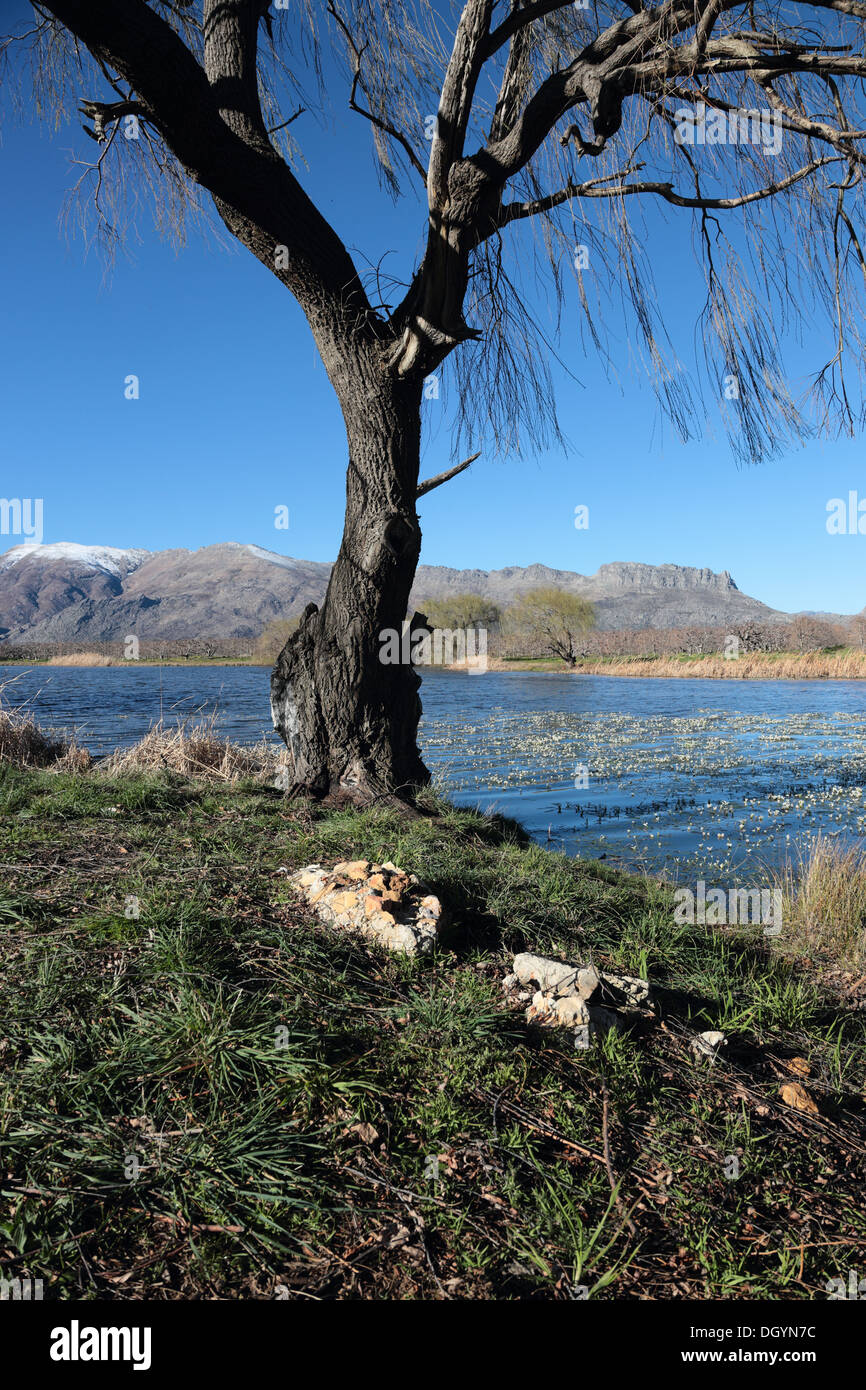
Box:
[598,970,651,1005]
[692,1029,727,1057]
[553,995,591,1027]
[576,966,600,1000]
[512,952,579,994]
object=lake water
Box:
[5,664,866,883]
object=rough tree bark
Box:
[270,367,430,802]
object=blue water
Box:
[5,664,866,881]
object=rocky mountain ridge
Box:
[0,542,810,642]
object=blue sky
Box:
[2,18,865,616]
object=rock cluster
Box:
[502,951,652,1047]
[288,860,446,956]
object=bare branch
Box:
[483,0,588,61]
[416,452,480,497]
[428,0,496,206]
[79,97,146,142]
[554,156,845,209]
[327,6,427,184]
[266,106,305,136]
[38,0,379,397]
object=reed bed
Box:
[0,707,91,770]
[0,699,285,782]
[46,652,116,666]
[99,718,286,782]
[777,835,866,969]
[569,650,866,680]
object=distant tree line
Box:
[0,600,860,667]
[411,590,860,661]
[0,638,255,662]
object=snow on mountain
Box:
[0,543,151,578]
[243,544,303,570]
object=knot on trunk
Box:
[384,314,482,377]
[382,513,416,558]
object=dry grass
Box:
[493,651,866,680]
[0,707,91,770]
[777,835,866,969]
[46,652,116,666]
[252,617,299,665]
[0,696,283,782]
[100,719,287,783]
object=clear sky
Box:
[2,16,865,617]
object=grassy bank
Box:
[483,650,866,679]
[1,745,865,1300]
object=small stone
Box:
[513,953,579,995]
[364,894,383,918]
[340,860,371,881]
[367,873,389,893]
[371,910,397,928]
[329,891,359,913]
[420,895,442,916]
[599,970,651,1005]
[692,1030,727,1058]
[785,1056,811,1078]
[576,966,600,1000]
[553,995,590,1027]
[390,923,419,954]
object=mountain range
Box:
[0,541,835,643]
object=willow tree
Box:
[7,1,866,802]
[506,587,596,664]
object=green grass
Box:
[0,764,864,1300]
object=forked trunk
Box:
[270,372,429,805]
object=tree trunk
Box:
[270,368,429,805]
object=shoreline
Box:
[443,652,866,680]
[4,651,866,680]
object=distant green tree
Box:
[254,617,300,666]
[419,593,501,632]
[506,588,596,666]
